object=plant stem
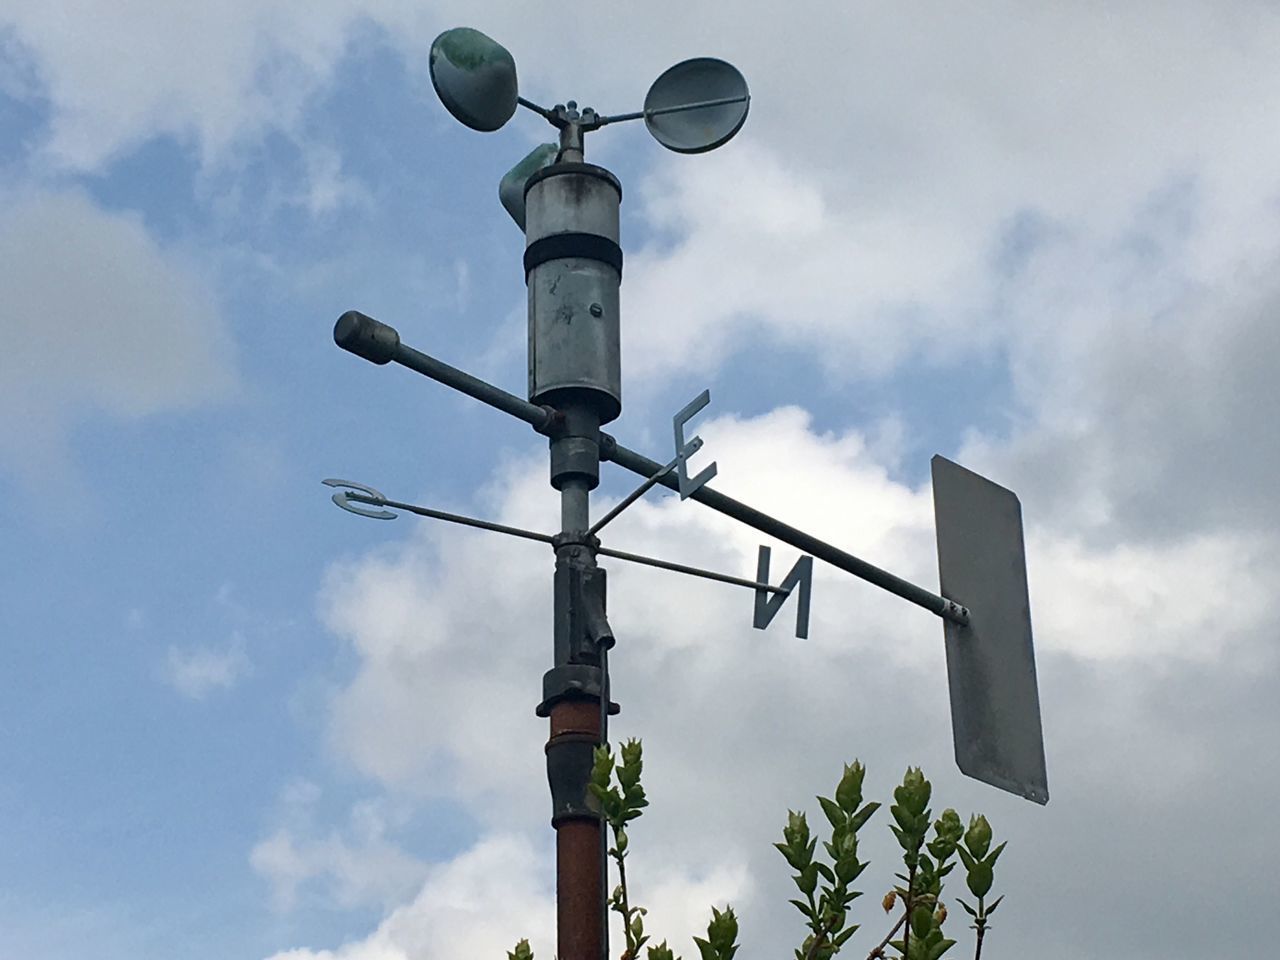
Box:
[803,911,841,960]
[616,843,636,959]
[865,913,907,960]
[900,864,917,960]
[973,895,986,960]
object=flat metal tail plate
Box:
[932,455,1048,804]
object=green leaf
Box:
[507,938,534,960]
[789,898,813,919]
[966,862,993,899]
[797,863,820,896]
[955,846,976,872]
[602,793,624,822]
[891,804,916,831]
[934,809,963,843]
[964,815,992,859]
[835,761,866,813]
[647,941,678,960]
[985,840,1007,868]
[708,905,739,955]
[926,837,954,862]
[692,936,717,960]
[927,937,957,960]
[911,905,934,939]
[785,810,811,849]
[986,894,1005,915]
[835,856,863,885]
[955,898,977,917]
[834,926,860,948]
[621,785,644,809]
[819,795,846,830]
[898,767,931,815]
[850,801,881,832]
[620,738,642,764]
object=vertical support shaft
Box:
[527,158,623,960]
[539,419,609,960]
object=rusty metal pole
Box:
[527,121,623,960]
[547,698,606,959]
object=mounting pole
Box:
[526,154,623,960]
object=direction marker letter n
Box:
[753,545,813,639]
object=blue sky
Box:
[2,5,1279,959]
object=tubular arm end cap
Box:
[334,310,400,364]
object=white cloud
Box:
[0,188,236,484]
[252,791,428,913]
[260,826,750,960]
[960,220,1280,543]
[263,833,555,960]
[165,632,250,699]
[0,2,354,171]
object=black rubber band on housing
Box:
[524,232,623,281]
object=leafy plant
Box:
[512,743,1008,960]
[775,761,878,960]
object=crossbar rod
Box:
[601,439,970,626]
[344,493,556,545]
[334,315,968,626]
[587,446,695,537]
[343,492,785,596]
[393,343,557,434]
[600,94,751,126]
[596,544,788,595]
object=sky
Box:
[2,3,1279,958]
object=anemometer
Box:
[325,27,1047,960]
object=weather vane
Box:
[324,26,1047,960]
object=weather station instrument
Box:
[324,26,1047,960]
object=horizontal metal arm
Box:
[334,311,557,434]
[331,487,786,596]
[343,491,557,545]
[600,437,970,626]
[395,342,557,433]
[332,313,968,625]
[600,94,751,126]
[596,544,787,595]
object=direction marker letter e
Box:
[753,545,814,639]
[673,389,718,500]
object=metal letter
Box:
[672,389,717,500]
[753,545,813,639]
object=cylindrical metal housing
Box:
[524,163,622,424]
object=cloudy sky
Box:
[3,3,1278,958]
